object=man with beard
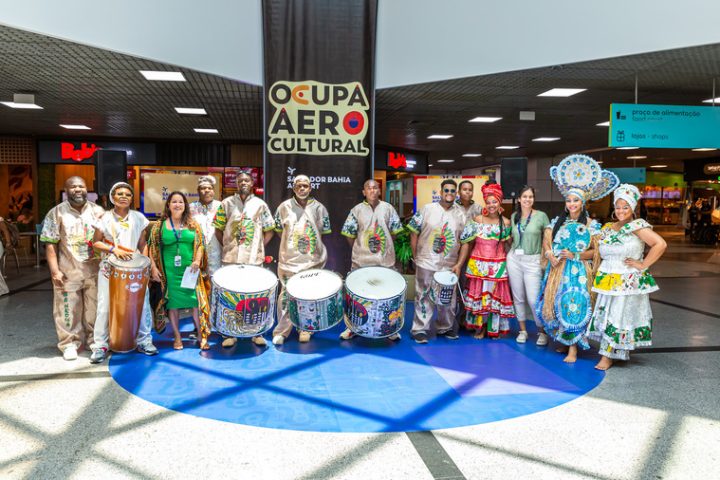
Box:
[407,179,466,344]
[272,175,331,345]
[40,176,105,360]
[190,175,222,276]
[339,179,403,341]
[213,171,275,348]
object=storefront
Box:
[37,140,263,218]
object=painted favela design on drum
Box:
[344,292,405,338]
[211,288,276,337]
[287,291,344,332]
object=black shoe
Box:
[439,330,459,340]
[413,333,428,344]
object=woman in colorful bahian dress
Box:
[588,184,666,370]
[453,183,515,339]
[535,154,619,363]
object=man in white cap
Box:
[339,178,403,341]
[190,175,222,276]
[272,175,331,345]
[40,176,105,360]
[213,171,275,347]
[90,182,157,363]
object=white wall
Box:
[1,0,720,87]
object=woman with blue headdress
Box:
[535,155,619,363]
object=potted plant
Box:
[394,225,416,298]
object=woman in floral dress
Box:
[535,154,618,363]
[588,184,667,370]
[453,183,514,339]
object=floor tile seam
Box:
[0,370,111,383]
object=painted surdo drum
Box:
[286,269,344,332]
[344,266,406,338]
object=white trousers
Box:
[93,269,153,350]
[506,250,543,328]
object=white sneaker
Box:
[272,335,285,346]
[536,333,549,346]
[339,329,355,340]
[62,345,78,361]
[516,331,528,344]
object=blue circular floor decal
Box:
[109,303,604,432]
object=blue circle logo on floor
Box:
[109,308,604,433]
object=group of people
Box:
[41,153,666,371]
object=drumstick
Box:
[456,282,467,306]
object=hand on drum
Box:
[190,260,200,273]
[113,250,134,261]
[451,264,462,278]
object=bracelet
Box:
[574,252,580,261]
[544,251,552,259]
[109,246,114,254]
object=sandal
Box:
[173,338,184,350]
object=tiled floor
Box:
[0,233,718,479]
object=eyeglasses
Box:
[443,188,457,193]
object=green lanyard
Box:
[169,218,182,257]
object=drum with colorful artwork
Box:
[286,269,344,332]
[210,264,277,337]
[344,266,406,338]
[429,270,458,306]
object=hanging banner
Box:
[263,0,376,273]
[609,103,720,149]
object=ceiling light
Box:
[701,97,720,103]
[428,164,434,167]
[428,134,453,139]
[140,70,186,81]
[692,148,717,151]
[597,161,604,164]
[59,124,91,130]
[468,116,502,123]
[496,146,520,150]
[194,128,219,133]
[617,147,639,150]
[175,107,207,115]
[462,153,482,157]
[1,101,43,109]
[627,155,647,160]
[532,137,560,142]
[650,165,667,168]
[596,121,610,127]
[538,88,586,97]
[437,159,455,163]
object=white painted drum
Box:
[344,266,406,338]
[286,269,344,331]
[210,264,278,337]
[430,270,458,306]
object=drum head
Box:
[213,265,277,293]
[345,266,405,300]
[433,270,458,286]
[109,253,150,269]
[286,269,343,300]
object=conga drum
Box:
[108,254,151,352]
[286,269,344,332]
[344,266,406,338]
[211,264,277,337]
[429,271,458,306]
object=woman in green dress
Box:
[149,191,211,350]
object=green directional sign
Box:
[609,103,720,148]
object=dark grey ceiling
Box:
[1,22,719,172]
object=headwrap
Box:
[550,154,619,204]
[293,174,311,186]
[481,183,504,203]
[197,175,216,187]
[109,182,134,205]
[613,183,641,211]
